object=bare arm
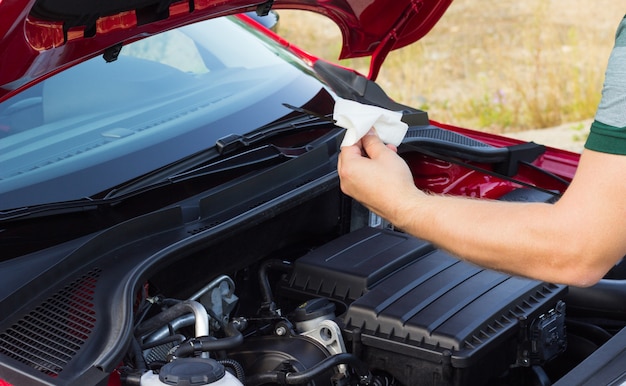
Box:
[337,132,626,287]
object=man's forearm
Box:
[391,194,605,286]
[339,136,626,287]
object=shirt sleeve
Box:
[584,15,626,155]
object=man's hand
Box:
[337,130,422,225]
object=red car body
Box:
[0,0,452,98]
[3,1,618,386]
[0,0,579,186]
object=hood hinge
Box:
[368,0,424,80]
[256,0,274,16]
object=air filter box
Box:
[283,227,567,385]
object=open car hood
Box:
[0,0,452,98]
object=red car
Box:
[0,1,621,385]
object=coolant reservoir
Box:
[141,358,243,386]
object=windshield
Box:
[0,16,327,210]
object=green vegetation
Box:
[277,0,621,133]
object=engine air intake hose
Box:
[245,353,372,385]
[172,322,243,358]
[134,300,209,338]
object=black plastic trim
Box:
[401,125,546,176]
[0,143,340,385]
[313,61,429,126]
[554,326,626,386]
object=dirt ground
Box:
[506,120,591,153]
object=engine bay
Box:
[126,227,568,386]
[0,134,623,386]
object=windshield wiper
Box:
[0,145,304,222]
[216,104,336,155]
[105,144,305,198]
[0,197,102,222]
[0,105,339,222]
[282,103,336,123]
[105,108,337,198]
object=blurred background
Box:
[277,0,625,145]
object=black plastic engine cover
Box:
[284,227,567,385]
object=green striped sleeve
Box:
[584,120,626,155]
[584,16,626,155]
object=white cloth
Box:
[333,97,408,147]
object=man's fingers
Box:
[339,143,363,157]
[361,130,395,158]
[338,142,366,177]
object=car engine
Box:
[0,128,594,386]
[125,227,567,386]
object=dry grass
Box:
[277,0,625,132]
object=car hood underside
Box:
[0,0,452,97]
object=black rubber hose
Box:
[258,259,292,315]
[141,334,186,350]
[135,300,203,337]
[173,322,243,358]
[219,358,246,382]
[245,353,372,385]
[130,337,148,371]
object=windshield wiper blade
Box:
[282,103,336,123]
[216,106,336,155]
[1,106,338,222]
[0,145,305,222]
[104,144,302,199]
[107,111,334,198]
[0,197,105,222]
[168,144,306,184]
